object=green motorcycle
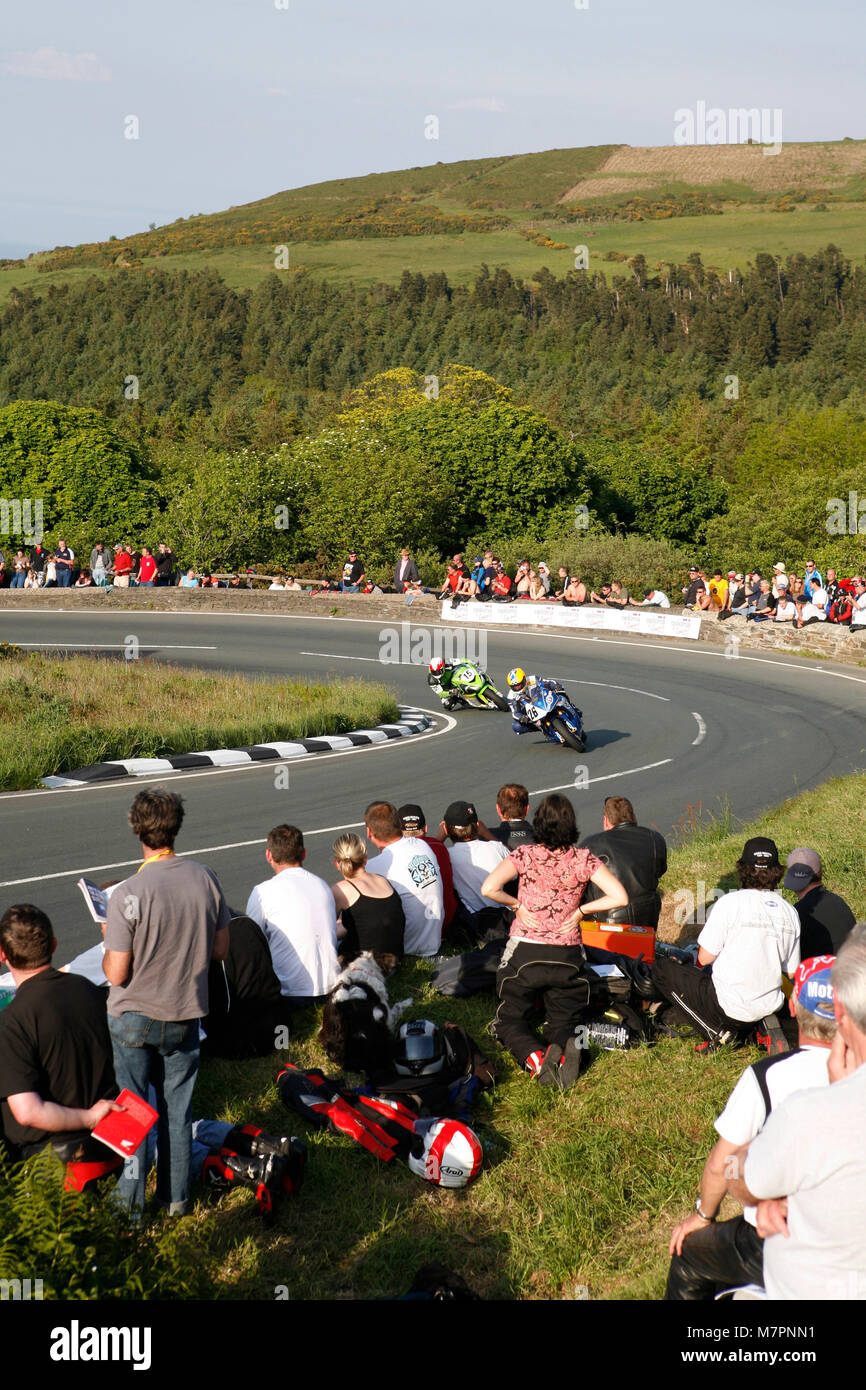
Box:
[427,659,509,711]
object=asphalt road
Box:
[2,607,865,962]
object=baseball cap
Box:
[473,555,483,564]
[734,573,744,581]
[398,803,425,833]
[727,570,737,579]
[688,564,699,572]
[794,955,836,1020]
[443,800,478,831]
[740,836,780,868]
[784,847,822,890]
[643,588,653,597]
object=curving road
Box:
[2,607,865,961]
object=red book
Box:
[92,1089,158,1159]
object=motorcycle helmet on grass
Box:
[408,1117,483,1188]
[393,1019,447,1077]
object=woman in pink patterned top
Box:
[482,793,628,1087]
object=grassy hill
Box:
[3,139,866,303]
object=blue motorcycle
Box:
[517,682,587,752]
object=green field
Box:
[3,201,865,305]
[4,139,866,305]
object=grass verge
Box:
[0,650,400,789]
[13,771,865,1301]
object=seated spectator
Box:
[283,575,302,591]
[330,833,405,968]
[514,561,533,597]
[802,560,823,599]
[245,825,340,1003]
[665,954,836,1300]
[338,550,366,593]
[785,848,856,959]
[435,800,511,936]
[693,571,712,610]
[23,568,40,590]
[793,593,826,628]
[631,588,671,608]
[745,579,777,622]
[203,914,289,1058]
[74,569,94,587]
[468,555,488,598]
[773,593,797,622]
[365,802,444,957]
[579,795,667,930]
[725,929,866,1301]
[436,563,460,601]
[312,577,338,595]
[394,548,420,593]
[651,838,800,1045]
[554,566,571,597]
[528,568,547,602]
[268,577,285,590]
[488,783,536,850]
[491,561,513,602]
[589,582,613,605]
[849,578,866,630]
[0,904,119,1175]
[787,572,803,598]
[535,562,552,596]
[682,566,706,608]
[180,569,200,589]
[771,562,789,599]
[397,803,457,932]
[707,571,728,610]
[561,574,587,606]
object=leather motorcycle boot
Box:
[223,1123,298,1159]
[204,1150,291,1222]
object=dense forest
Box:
[1,246,865,584]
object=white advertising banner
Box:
[440,600,701,641]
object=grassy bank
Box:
[9,771,864,1301]
[0,650,399,789]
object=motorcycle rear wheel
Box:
[550,715,586,752]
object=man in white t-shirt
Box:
[849,579,866,629]
[727,926,866,1300]
[665,954,836,1299]
[651,837,800,1046]
[437,800,510,915]
[631,589,671,609]
[364,801,444,957]
[245,824,339,1001]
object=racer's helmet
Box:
[507,667,527,692]
[408,1117,484,1188]
[429,657,445,676]
[393,1019,446,1077]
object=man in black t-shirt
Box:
[0,904,117,1160]
[338,550,366,592]
[487,783,536,850]
[580,795,667,929]
[784,848,856,959]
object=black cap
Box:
[443,800,478,831]
[740,837,780,868]
[643,588,653,597]
[398,803,425,832]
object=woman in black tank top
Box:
[331,833,405,966]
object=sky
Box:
[1,0,863,257]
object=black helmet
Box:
[393,1019,446,1077]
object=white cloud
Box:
[0,47,112,83]
[447,96,507,113]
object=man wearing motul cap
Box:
[651,838,800,1047]
[785,847,856,960]
[665,955,836,1299]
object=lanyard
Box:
[137,850,174,873]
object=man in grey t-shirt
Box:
[104,789,229,1215]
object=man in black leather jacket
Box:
[579,796,667,929]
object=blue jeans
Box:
[108,1012,200,1214]
[56,568,72,587]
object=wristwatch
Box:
[695,1198,716,1223]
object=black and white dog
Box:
[318,953,410,1076]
